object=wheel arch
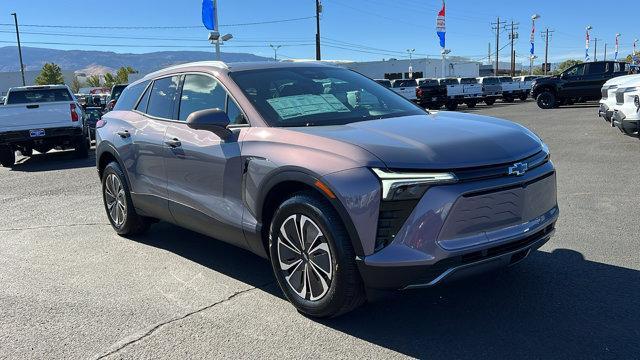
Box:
[256,170,365,258]
[96,142,131,188]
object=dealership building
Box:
[341,57,481,80]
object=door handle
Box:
[165,138,182,148]
[116,130,130,138]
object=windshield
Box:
[482,77,499,84]
[418,79,439,86]
[499,77,513,83]
[230,67,425,127]
[440,78,459,85]
[392,79,416,88]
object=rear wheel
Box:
[519,93,528,101]
[20,147,32,157]
[102,162,151,236]
[445,101,458,111]
[536,91,556,109]
[74,135,90,158]
[465,100,477,108]
[0,147,15,167]
[484,98,496,106]
[269,192,365,318]
[503,96,515,103]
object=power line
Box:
[0,40,315,49]
[0,16,315,30]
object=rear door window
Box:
[146,76,181,119]
[114,80,149,111]
[587,62,606,75]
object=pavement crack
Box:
[95,281,274,359]
[0,222,110,232]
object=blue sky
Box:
[0,0,637,64]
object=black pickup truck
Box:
[531,61,629,109]
[415,79,447,109]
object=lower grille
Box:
[616,91,625,104]
[601,88,608,99]
[375,200,418,252]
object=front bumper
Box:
[356,160,559,290]
[598,103,613,121]
[612,109,640,135]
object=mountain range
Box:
[0,46,271,75]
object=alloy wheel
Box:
[276,214,333,301]
[104,173,127,228]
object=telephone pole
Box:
[11,13,25,86]
[508,21,519,76]
[491,17,504,75]
[604,43,607,61]
[540,28,554,75]
[315,0,322,60]
[593,38,599,61]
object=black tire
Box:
[0,147,15,168]
[465,100,477,108]
[519,94,528,101]
[536,91,556,109]
[101,162,151,236]
[503,96,515,103]
[74,135,90,158]
[427,103,442,110]
[20,147,33,157]
[445,101,458,111]
[566,98,575,105]
[484,98,496,106]
[269,192,365,318]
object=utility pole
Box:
[540,28,553,75]
[491,17,503,75]
[508,20,519,76]
[213,0,220,60]
[269,44,282,61]
[315,0,322,60]
[604,43,607,61]
[11,13,25,86]
[593,38,598,61]
[407,48,415,78]
[488,42,491,66]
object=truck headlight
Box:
[372,168,458,201]
[635,95,640,110]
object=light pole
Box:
[586,25,592,62]
[270,44,282,61]
[11,13,25,86]
[441,49,451,77]
[530,14,540,75]
[406,48,415,78]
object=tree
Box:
[553,59,583,75]
[86,75,101,87]
[34,63,65,85]
[70,76,84,93]
[104,66,137,88]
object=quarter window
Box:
[226,97,246,125]
[146,76,181,119]
[565,64,585,77]
[178,74,226,121]
[587,62,606,75]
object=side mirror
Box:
[186,108,231,138]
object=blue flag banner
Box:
[436,1,445,48]
[202,0,215,30]
[530,43,535,56]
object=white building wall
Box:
[341,58,480,80]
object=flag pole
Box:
[214,0,220,60]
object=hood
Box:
[605,74,640,87]
[290,113,543,170]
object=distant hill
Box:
[0,46,271,75]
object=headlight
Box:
[372,168,458,201]
[622,87,638,93]
[635,95,640,110]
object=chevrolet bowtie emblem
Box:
[508,162,528,176]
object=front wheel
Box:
[519,93,528,101]
[465,100,477,108]
[445,101,458,111]
[74,135,90,158]
[102,162,151,236]
[536,91,556,109]
[269,193,365,318]
[484,98,496,106]
[503,96,515,103]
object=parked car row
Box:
[597,70,640,136]
[380,76,536,111]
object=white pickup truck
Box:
[437,78,482,110]
[499,76,527,102]
[390,79,418,101]
[0,85,89,167]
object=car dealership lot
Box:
[1,101,638,359]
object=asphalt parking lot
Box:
[1,101,639,360]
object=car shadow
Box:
[130,223,639,359]
[557,102,600,109]
[8,149,96,172]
